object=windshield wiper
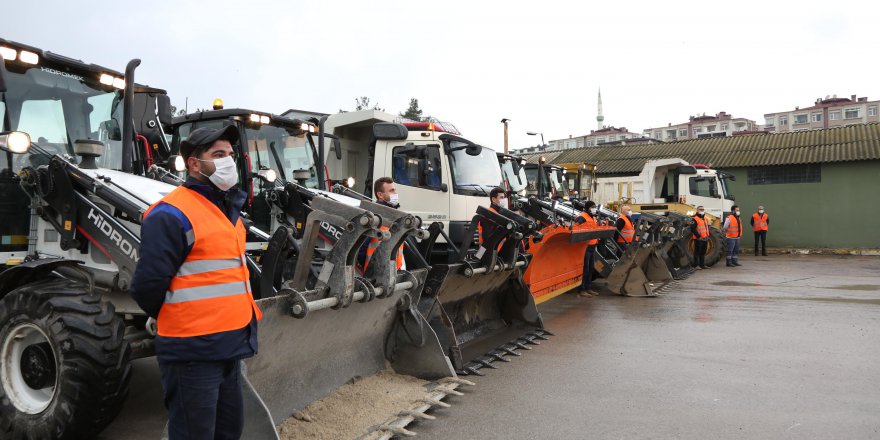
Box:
[268,140,286,183]
[457,183,489,196]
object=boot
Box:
[733,259,741,266]
[726,258,733,267]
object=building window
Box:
[765,117,775,127]
[654,132,661,139]
[812,113,822,122]
[693,127,702,133]
[706,125,716,132]
[586,140,593,147]
[830,110,841,120]
[794,114,808,124]
[596,137,606,144]
[869,106,878,116]
[679,129,687,137]
[779,117,788,125]
[845,108,860,119]
[720,124,728,131]
[666,130,676,138]
[747,164,821,185]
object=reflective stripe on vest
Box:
[365,225,403,271]
[693,215,709,239]
[752,213,768,231]
[617,216,636,243]
[726,215,742,238]
[145,186,262,338]
[579,212,599,246]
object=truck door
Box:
[686,175,724,217]
[385,142,448,223]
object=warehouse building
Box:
[516,123,880,250]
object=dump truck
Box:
[591,158,735,267]
[322,112,550,375]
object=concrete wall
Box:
[719,161,880,249]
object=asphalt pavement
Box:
[413,254,880,440]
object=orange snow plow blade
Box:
[523,224,617,303]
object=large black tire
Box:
[687,226,728,267]
[0,278,131,439]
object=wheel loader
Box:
[499,154,685,298]
[321,112,551,376]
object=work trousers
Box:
[726,238,741,261]
[693,239,708,267]
[159,359,244,440]
[754,231,767,255]
[581,245,596,290]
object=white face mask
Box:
[758,210,764,214]
[697,210,705,215]
[589,207,598,215]
[497,197,507,207]
[624,210,631,217]
[389,193,400,205]
[199,156,238,191]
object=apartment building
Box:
[764,95,880,132]
[642,112,757,142]
[546,126,644,150]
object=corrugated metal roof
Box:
[517,123,880,174]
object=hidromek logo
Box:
[88,208,139,262]
[40,67,84,81]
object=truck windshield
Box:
[245,124,318,189]
[500,159,528,193]
[546,168,570,194]
[447,142,502,195]
[0,63,124,171]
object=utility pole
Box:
[501,118,510,153]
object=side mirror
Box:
[156,94,173,126]
[0,131,31,154]
[440,183,448,192]
[465,144,482,156]
[333,137,342,161]
[373,122,408,140]
[168,155,186,172]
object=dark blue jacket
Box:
[129,176,258,363]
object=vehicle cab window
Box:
[391,144,443,190]
[689,176,720,198]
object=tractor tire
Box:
[0,278,131,440]
[687,226,727,268]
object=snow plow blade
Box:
[523,224,616,303]
[389,207,550,377]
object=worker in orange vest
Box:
[365,177,405,271]
[691,205,710,269]
[131,126,262,439]
[575,200,601,296]
[477,187,507,245]
[722,205,743,267]
[615,204,637,245]
[751,205,769,256]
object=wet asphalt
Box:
[413,255,880,440]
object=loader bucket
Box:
[242,268,429,425]
[390,262,547,377]
[602,244,672,297]
[522,224,616,303]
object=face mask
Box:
[589,207,598,215]
[624,210,631,217]
[734,212,740,216]
[389,193,400,206]
[497,197,507,207]
[697,211,705,216]
[758,210,764,214]
[198,156,237,191]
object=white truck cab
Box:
[324,111,503,255]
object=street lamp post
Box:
[526,131,545,149]
[501,118,511,154]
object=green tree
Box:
[340,96,384,113]
[400,98,423,121]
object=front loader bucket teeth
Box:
[243,268,428,425]
[603,245,670,297]
[390,262,543,376]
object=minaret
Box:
[596,88,604,130]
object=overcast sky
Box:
[4,1,875,150]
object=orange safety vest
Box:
[693,215,709,239]
[726,214,742,238]
[145,186,262,338]
[477,206,499,246]
[616,215,636,243]
[579,212,599,246]
[365,225,404,271]
[752,212,768,231]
